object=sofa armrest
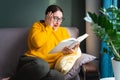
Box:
[81,62,100,80]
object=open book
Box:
[49,33,89,53]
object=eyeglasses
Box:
[53,16,65,22]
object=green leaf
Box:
[85,5,120,61]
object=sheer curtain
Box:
[100,0,118,78]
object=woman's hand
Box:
[45,12,54,27]
[62,43,80,55]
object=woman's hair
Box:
[45,5,63,15]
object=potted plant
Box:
[84,5,120,80]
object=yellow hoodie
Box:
[25,21,70,68]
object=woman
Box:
[13,5,80,80]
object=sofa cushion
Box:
[0,28,29,78]
[54,47,81,74]
[66,27,79,38]
[64,53,96,80]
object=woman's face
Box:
[52,10,63,30]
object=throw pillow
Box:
[64,53,96,80]
[54,47,82,74]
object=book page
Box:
[77,33,89,42]
[49,33,89,53]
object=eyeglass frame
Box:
[53,16,65,22]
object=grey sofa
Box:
[0,27,99,80]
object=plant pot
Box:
[111,58,120,80]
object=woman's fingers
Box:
[72,43,79,49]
[45,12,54,27]
[62,46,74,55]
